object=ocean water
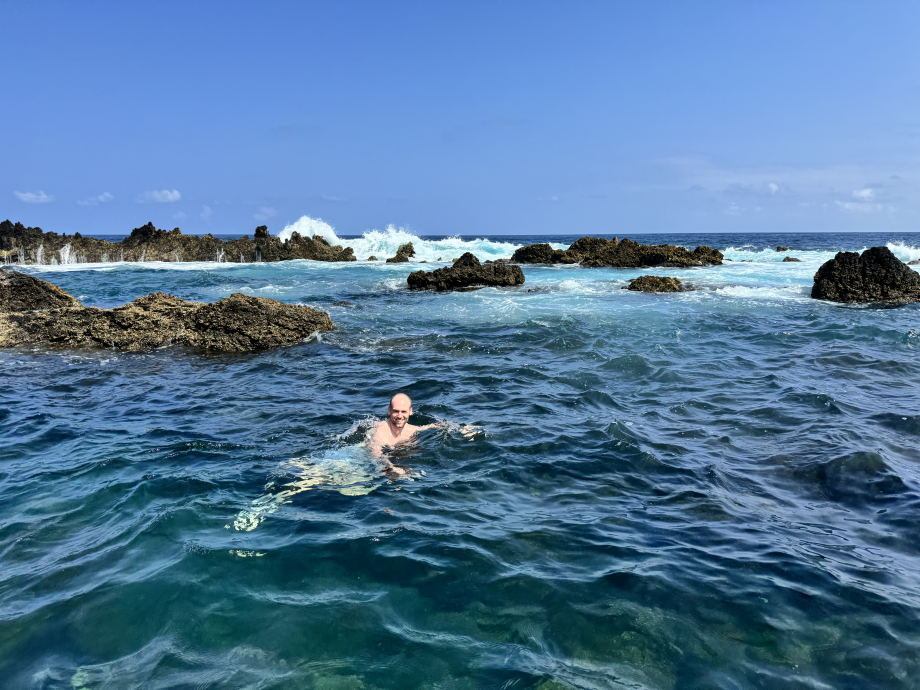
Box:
[2,230,920,689]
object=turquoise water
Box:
[3,231,920,689]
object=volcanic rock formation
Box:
[386,242,416,263]
[811,247,920,303]
[0,270,334,351]
[782,257,802,262]
[510,236,722,268]
[623,275,685,293]
[407,252,525,291]
[0,268,83,312]
[0,220,356,264]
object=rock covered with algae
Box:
[0,270,334,351]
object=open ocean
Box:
[2,230,920,689]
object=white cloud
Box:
[137,189,181,203]
[15,190,54,204]
[835,200,892,213]
[173,211,188,220]
[200,205,212,221]
[254,206,276,222]
[852,188,874,200]
[768,182,779,195]
[77,192,113,206]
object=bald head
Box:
[390,393,412,408]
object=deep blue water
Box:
[2,231,920,689]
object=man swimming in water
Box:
[371,393,432,455]
[371,393,480,473]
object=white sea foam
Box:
[277,215,341,245]
[277,215,559,263]
[886,242,920,263]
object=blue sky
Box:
[2,1,918,236]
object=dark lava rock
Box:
[0,268,83,313]
[510,243,573,264]
[782,256,802,262]
[367,256,377,261]
[332,301,355,307]
[0,276,334,351]
[811,246,920,303]
[407,252,525,291]
[510,236,722,268]
[623,275,685,293]
[386,242,416,263]
[0,219,356,264]
[908,260,920,266]
[776,246,790,252]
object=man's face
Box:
[388,395,412,428]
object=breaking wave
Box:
[277,215,561,263]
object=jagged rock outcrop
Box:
[776,246,790,252]
[407,252,525,291]
[510,236,722,268]
[386,242,415,263]
[782,256,801,262]
[509,243,574,264]
[0,273,334,351]
[811,247,920,303]
[0,220,356,264]
[623,275,685,293]
[0,268,83,312]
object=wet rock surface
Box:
[0,219,356,264]
[386,242,416,263]
[0,268,83,312]
[510,236,722,268]
[811,246,920,303]
[783,256,802,262]
[0,273,334,351]
[623,275,685,293]
[407,252,525,291]
[776,246,790,252]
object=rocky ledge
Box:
[811,247,920,303]
[510,236,722,268]
[407,253,525,291]
[623,275,685,293]
[0,220,355,264]
[0,269,333,351]
[1,268,83,312]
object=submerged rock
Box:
[386,242,416,263]
[782,256,802,262]
[811,246,920,303]
[0,273,334,351]
[623,275,685,293]
[407,252,525,291]
[367,256,377,261]
[0,268,83,312]
[510,236,722,268]
[0,219,356,264]
[776,246,790,252]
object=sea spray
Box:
[278,215,554,263]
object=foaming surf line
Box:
[278,215,563,263]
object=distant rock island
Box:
[0,220,355,264]
[0,268,334,351]
[510,237,723,267]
